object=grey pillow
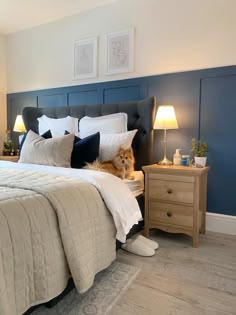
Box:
[19,130,74,167]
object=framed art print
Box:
[74,37,97,79]
[105,28,134,75]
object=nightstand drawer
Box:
[149,179,194,204]
[149,201,193,227]
[149,173,194,183]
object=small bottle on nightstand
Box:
[173,149,182,165]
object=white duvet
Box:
[0,161,142,242]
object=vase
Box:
[194,156,207,167]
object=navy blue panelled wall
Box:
[7,65,236,216]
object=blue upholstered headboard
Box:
[22,97,157,170]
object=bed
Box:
[0,96,157,315]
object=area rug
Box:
[32,261,140,315]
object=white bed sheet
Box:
[0,161,142,242]
[124,171,144,197]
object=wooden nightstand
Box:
[142,164,209,247]
[0,155,18,162]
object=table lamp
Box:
[13,115,26,145]
[154,105,178,165]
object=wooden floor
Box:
[112,230,236,315]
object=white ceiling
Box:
[0,0,116,34]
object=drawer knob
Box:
[167,211,172,217]
[167,188,173,194]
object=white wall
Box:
[6,0,236,93]
[0,33,7,151]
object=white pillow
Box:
[37,116,50,135]
[19,130,74,167]
[37,115,79,136]
[79,112,127,138]
[99,129,137,162]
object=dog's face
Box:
[113,148,135,169]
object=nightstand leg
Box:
[201,211,206,234]
[144,226,149,237]
[192,232,199,248]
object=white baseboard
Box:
[206,212,236,235]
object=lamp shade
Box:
[154,105,178,130]
[13,115,26,132]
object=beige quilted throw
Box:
[0,168,116,315]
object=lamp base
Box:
[158,156,173,165]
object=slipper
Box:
[121,238,155,257]
[136,235,159,250]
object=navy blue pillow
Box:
[20,130,52,154]
[65,131,100,168]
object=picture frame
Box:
[105,28,134,75]
[74,37,97,79]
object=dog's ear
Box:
[119,148,125,154]
[114,148,123,157]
